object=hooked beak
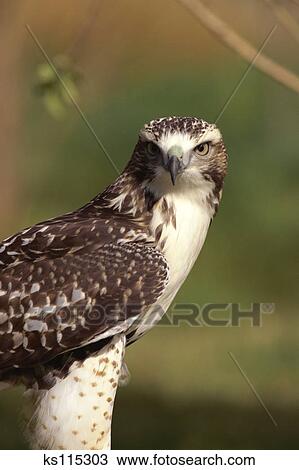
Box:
[166,145,184,185]
[167,156,180,185]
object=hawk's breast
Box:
[128,186,213,340]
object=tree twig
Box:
[176,0,299,95]
[264,0,299,44]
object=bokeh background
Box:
[0,0,298,449]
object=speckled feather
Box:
[26,334,126,450]
[0,243,168,370]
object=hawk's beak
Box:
[167,156,180,185]
[166,145,183,185]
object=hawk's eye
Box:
[194,142,210,156]
[146,142,160,156]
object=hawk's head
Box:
[128,116,227,197]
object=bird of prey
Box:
[0,116,227,449]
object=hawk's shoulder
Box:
[0,208,149,270]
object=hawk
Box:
[0,116,227,449]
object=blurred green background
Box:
[0,0,298,449]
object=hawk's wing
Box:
[0,209,148,270]
[0,218,169,371]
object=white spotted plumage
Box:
[26,335,125,450]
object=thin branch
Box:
[176,0,299,95]
[264,0,299,44]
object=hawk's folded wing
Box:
[0,241,169,371]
